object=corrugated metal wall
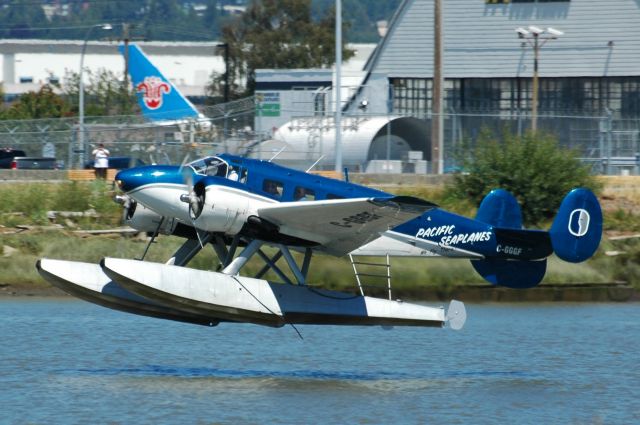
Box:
[369,0,640,78]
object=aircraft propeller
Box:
[178,166,207,247]
[179,167,205,220]
[113,194,137,224]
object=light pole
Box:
[516,26,562,132]
[334,0,342,174]
[78,23,112,168]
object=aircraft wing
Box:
[257,196,437,256]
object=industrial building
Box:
[258,0,640,173]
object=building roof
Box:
[365,0,640,79]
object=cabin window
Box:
[190,157,227,177]
[327,194,344,200]
[239,168,248,183]
[294,187,315,201]
[263,179,283,197]
[228,166,239,181]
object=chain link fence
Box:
[0,97,259,169]
[1,97,639,175]
[438,110,640,175]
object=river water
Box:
[1,298,639,424]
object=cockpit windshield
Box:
[188,156,228,177]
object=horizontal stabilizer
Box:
[493,227,553,260]
[471,258,547,288]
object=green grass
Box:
[0,181,633,290]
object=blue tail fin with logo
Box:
[470,188,601,288]
[119,43,200,122]
[550,188,602,263]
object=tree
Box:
[208,0,355,99]
[1,86,71,120]
[63,69,138,116]
[0,3,48,38]
[452,129,600,225]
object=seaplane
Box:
[37,152,602,332]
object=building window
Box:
[390,78,432,115]
[618,79,640,117]
[389,76,638,116]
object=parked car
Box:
[84,157,146,170]
[9,157,57,170]
[0,148,58,169]
[0,148,26,168]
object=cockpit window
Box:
[189,157,228,177]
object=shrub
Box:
[452,129,600,226]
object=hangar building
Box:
[258,0,640,173]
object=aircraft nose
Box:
[115,165,182,192]
[115,168,144,192]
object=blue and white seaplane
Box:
[37,154,602,331]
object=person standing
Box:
[92,143,110,179]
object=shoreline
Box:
[2,282,637,303]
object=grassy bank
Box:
[0,179,637,295]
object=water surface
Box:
[1,299,639,424]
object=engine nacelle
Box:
[115,195,180,235]
[127,202,180,235]
[192,184,252,234]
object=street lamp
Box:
[78,23,112,168]
[516,26,562,132]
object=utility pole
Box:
[334,0,343,174]
[431,0,443,174]
[122,23,130,90]
[217,43,230,103]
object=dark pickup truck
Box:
[0,149,57,169]
[9,157,57,170]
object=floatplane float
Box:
[37,153,602,332]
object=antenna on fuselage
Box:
[268,146,286,162]
[305,155,325,173]
[177,152,192,174]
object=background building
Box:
[344,0,640,172]
[0,40,223,102]
[356,0,639,117]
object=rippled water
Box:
[1,299,639,424]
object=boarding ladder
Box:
[348,254,392,300]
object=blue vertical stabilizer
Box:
[120,44,200,122]
[475,189,522,228]
[550,188,603,263]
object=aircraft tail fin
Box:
[475,188,522,228]
[549,188,602,263]
[470,188,601,288]
[120,43,201,122]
